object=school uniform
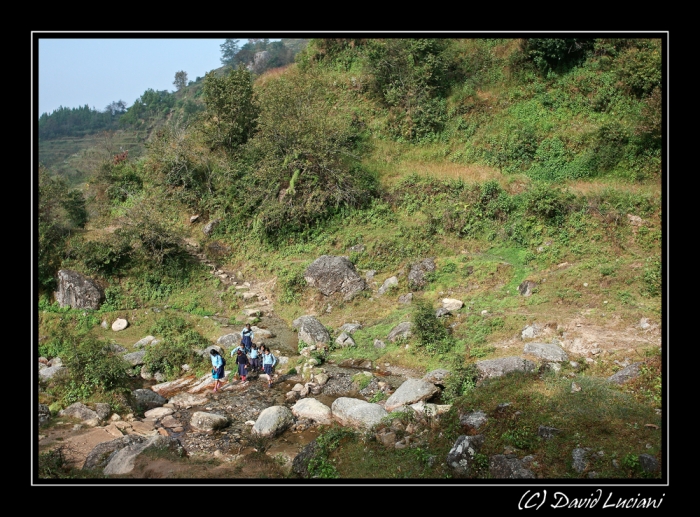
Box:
[236,352,249,380]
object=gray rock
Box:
[538,425,561,439]
[59,402,99,425]
[398,293,413,304]
[378,276,398,295]
[489,455,536,478]
[132,389,167,411]
[111,318,128,331]
[293,315,331,347]
[475,356,536,380]
[446,434,484,476]
[638,453,660,473]
[408,258,436,289]
[94,403,111,421]
[607,362,643,384]
[521,323,542,339]
[304,255,367,301]
[422,369,452,385]
[292,440,320,478]
[331,397,388,430]
[38,404,51,425]
[518,280,537,296]
[83,435,146,471]
[122,350,146,366]
[435,308,451,318]
[38,365,67,380]
[441,298,463,311]
[572,447,593,473]
[217,333,241,348]
[524,342,568,362]
[385,378,440,412]
[339,322,363,334]
[54,269,105,309]
[253,406,295,437]
[291,398,332,425]
[335,332,356,347]
[134,336,157,348]
[190,411,229,431]
[103,435,183,475]
[460,410,488,431]
[202,218,221,236]
[387,321,412,342]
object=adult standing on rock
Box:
[210,349,225,393]
[241,323,254,354]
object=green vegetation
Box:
[37,36,664,480]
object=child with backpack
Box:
[249,343,261,373]
[261,347,278,388]
[235,349,250,385]
[210,348,226,393]
[240,323,254,354]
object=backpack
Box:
[270,353,278,367]
[221,355,227,367]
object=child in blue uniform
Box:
[249,343,260,373]
[261,348,277,388]
[236,349,249,384]
[210,349,225,392]
[241,323,254,354]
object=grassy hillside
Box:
[37,37,664,480]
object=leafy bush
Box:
[441,364,479,404]
[56,335,131,404]
[201,67,259,151]
[143,337,204,380]
[412,300,451,355]
[79,232,133,277]
[149,314,190,338]
[242,68,378,242]
[501,425,538,450]
[642,258,661,297]
[523,38,595,73]
[307,427,356,479]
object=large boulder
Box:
[446,434,485,476]
[132,388,168,411]
[475,356,536,381]
[489,455,536,479]
[292,440,320,479]
[384,378,440,412]
[331,397,388,430]
[83,435,146,471]
[253,406,295,438]
[304,255,366,301]
[293,316,331,347]
[408,258,436,290]
[387,321,412,343]
[58,402,100,426]
[291,398,332,425]
[54,269,105,309]
[102,435,184,476]
[607,362,643,384]
[523,342,569,362]
[190,411,229,431]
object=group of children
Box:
[215,323,278,390]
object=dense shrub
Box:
[412,299,450,355]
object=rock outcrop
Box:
[54,269,105,309]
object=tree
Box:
[173,71,188,91]
[220,39,240,67]
[201,67,259,151]
[104,100,127,116]
[38,166,88,291]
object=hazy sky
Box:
[36,36,242,116]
